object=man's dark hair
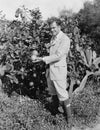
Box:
[48,17,62,26]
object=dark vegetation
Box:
[0,0,100,129]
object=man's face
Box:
[50,22,60,37]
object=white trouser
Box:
[46,75,69,101]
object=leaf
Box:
[0,79,2,88]
[6,74,19,84]
[0,65,6,76]
[12,77,19,84]
[74,72,94,94]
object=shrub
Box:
[0,9,51,97]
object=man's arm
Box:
[43,35,70,64]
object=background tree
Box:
[76,0,100,54]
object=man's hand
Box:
[31,56,43,63]
[36,57,43,61]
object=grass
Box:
[1,75,100,130]
[0,91,68,130]
[71,75,100,129]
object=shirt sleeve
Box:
[43,35,70,64]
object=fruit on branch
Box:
[29,82,34,87]
[32,50,38,56]
[33,73,37,77]
[31,55,37,61]
[31,50,39,61]
[76,80,80,85]
[20,67,24,72]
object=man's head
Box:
[49,18,61,37]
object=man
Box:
[32,18,72,129]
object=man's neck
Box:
[52,30,61,39]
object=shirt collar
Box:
[51,31,62,41]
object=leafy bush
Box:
[0,8,51,97]
[0,7,84,98]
